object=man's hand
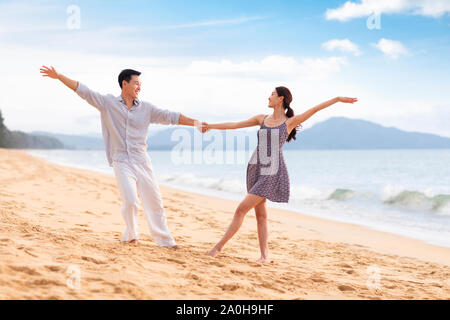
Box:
[40,65,78,91]
[40,66,59,79]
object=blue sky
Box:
[0,0,449,137]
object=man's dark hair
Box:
[118,69,141,89]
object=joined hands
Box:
[195,121,210,133]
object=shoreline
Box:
[1,148,449,299]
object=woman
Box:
[204,87,358,262]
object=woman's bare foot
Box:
[256,256,269,263]
[207,246,221,257]
[129,239,139,245]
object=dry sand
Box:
[0,148,449,299]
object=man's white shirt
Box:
[76,82,180,166]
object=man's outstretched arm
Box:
[149,105,205,132]
[40,66,78,91]
[178,114,202,127]
[40,65,107,112]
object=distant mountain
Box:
[31,131,104,150]
[28,117,450,150]
[30,130,170,150]
[0,110,63,149]
[284,117,450,150]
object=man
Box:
[40,66,204,248]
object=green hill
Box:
[0,110,63,149]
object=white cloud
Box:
[186,56,348,80]
[154,16,266,30]
[373,38,410,59]
[326,0,450,21]
[322,39,362,56]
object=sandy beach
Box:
[0,148,449,300]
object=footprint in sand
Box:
[336,263,356,274]
[352,243,369,248]
[247,262,263,268]
[24,249,38,257]
[338,284,355,292]
[184,272,201,281]
[345,269,355,275]
[385,284,397,289]
[0,238,13,245]
[167,258,186,265]
[208,260,225,267]
[81,256,107,265]
[85,277,104,282]
[8,265,41,276]
[310,277,328,283]
[45,265,62,272]
[337,263,352,268]
[71,227,93,233]
[230,269,245,275]
[259,281,285,293]
[27,279,64,287]
[219,284,240,291]
[207,222,219,228]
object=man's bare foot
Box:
[256,257,269,263]
[207,247,221,257]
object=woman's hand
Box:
[337,96,358,104]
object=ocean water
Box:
[27,148,450,248]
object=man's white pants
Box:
[112,158,176,247]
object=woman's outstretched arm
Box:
[206,114,265,131]
[286,96,358,134]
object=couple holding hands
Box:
[40,66,357,262]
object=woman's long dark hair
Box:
[276,86,300,142]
